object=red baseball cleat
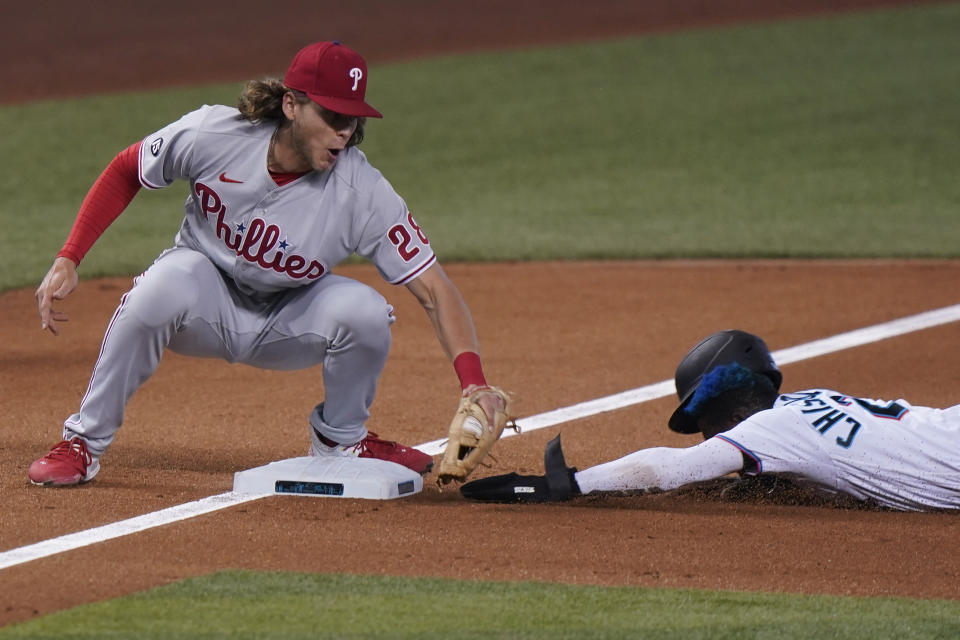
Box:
[310,429,434,475]
[28,437,101,486]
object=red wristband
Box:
[453,352,487,392]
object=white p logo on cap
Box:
[349,68,362,92]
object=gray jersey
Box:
[62,105,435,455]
[138,104,436,295]
[718,389,960,511]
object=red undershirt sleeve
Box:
[56,141,144,266]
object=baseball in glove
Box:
[436,386,516,485]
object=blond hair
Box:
[237,78,366,147]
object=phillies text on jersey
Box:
[138,105,436,295]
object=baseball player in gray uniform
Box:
[462,330,960,511]
[30,41,505,486]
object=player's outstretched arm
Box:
[406,262,517,484]
[36,256,79,335]
[404,262,505,422]
[36,142,144,336]
[574,437,744,494]
[404,262,476,359]
[461,435,746,502]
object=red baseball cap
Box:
[283,41,383,118]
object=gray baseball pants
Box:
[63,247,393,456]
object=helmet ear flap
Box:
[668,330,780,434]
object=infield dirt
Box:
[2,0,957,627]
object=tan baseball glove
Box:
[437,386,516,485]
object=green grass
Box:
[3,4,960,636]
[371,5,960,262]
[2,3,960,291]
[2,571,959,639]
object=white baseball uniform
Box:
[575,389,960,511]
[64,105,436,455]
[719,389,960,510]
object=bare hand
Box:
[36,257,79,335]
[465,384,508,428]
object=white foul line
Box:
[0,492,265,571]
[418,302,960,455]
[3,301,960,571]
